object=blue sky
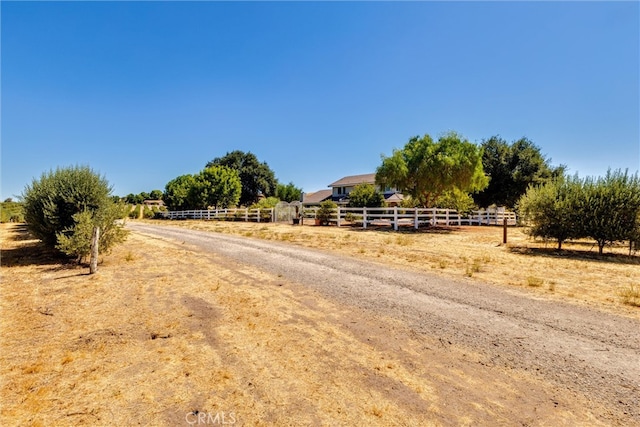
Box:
[2,1,638,200]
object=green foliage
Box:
[433,189,476,214]
[206,151,277,206]
[196,166,242,209]
[163,174,199,210]
[21,165,127,259]
[149,189,163,200]
[518,170,640,254]
[56,203,129,262]
[22,166,112,246]
[249,196,280,210]
[518,176,582,250]
[580,170,640,255]
[376,132,488,207]
[1,201,24,223]
[348,183,385,208]
[316,200,337,226]
[275,182,302,203]
[474,136,564,209]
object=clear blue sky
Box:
[2,1,638,200]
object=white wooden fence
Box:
[163,208,274,222]
[163,206,516,229]
[303,206,516,230]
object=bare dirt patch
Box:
[1,222,637,426]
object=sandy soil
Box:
[1,222,639,426]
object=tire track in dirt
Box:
[128,223,640,424]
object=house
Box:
[143,199,165,208]
[304,173,404,206]
[302,189,332,206]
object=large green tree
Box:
[195,166,242,209]
[163,174,199,211]
[206,151,277,206]
[375,132,488,208]
[474,136,564,208]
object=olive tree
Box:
[22,165,128,260]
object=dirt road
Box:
[128,222,640,425]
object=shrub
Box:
[22,165,127,259]
[316,200,337,225]
[348,184,385,208]
[56,203,129,262]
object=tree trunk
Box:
[90,226,100,274]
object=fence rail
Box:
[163,206,516,229]
[162,208,274,222]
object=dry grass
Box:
[0,223,623,425]
[143,219,640,319]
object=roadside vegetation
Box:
[21,165,128,263]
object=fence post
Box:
[363,207,367,229]
[503,217,508,244]
[414,208,419,229]
[393,206,398,231]
[337,206,341,227]
[271,208,275,223]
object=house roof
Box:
[328,173,376,188]
[384,193,405,204]
[302,189,332,204]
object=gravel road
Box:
[128,222,640,423]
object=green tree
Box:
[56,202,129,262]
[275,182,302,203]
[518,176,583,250]
[149,189,164,200]
[22,166,112,246]
[195,166,242,209]
[474,136,564,209]
[433,189,476,214]
[163,174,199,210]
[206,151,277,206]
[376,132,488,207]
[348,183,385,208]
[580,170,640,255]
[21,165,127,257]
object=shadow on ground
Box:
[508,245,640,265]
[1,225,66,267]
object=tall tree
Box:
[474,136,564,208]
[163,174,199,211]
[275,182,302,203]
[375,132,488,208]
[206,151,277,206]
[195,166,242,209]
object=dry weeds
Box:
[0,222,629,426]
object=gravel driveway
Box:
[128,222,640,423]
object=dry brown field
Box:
[1,221,638,426]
